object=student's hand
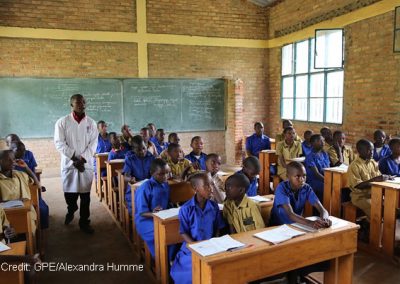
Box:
[310,219,329,229]
[153,206,163,213]
[14,159,28,168]
[4,227,16,239]
[192,162,201,171]
[129,177,136,184]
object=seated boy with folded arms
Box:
[276,127,302,180]
[185,136,207,170]
[301,130,313,157]
[123,135,155,215]
[170,172,225,284]
[205,153,225,204]
[327,131,355,167]
[223,173,264,234]
[237,156,260,197]
[349,139,391,220]
[140,127,158,156]
[373,129,391,162]
[245,122,271,158]
[379,138,400,176]
[165,143,195,180]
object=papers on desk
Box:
[218,204,224,210]
[0,200,24,209]
[109,159,125,163]
[325,164,348,172]
[261,150,276,153]
[288,157,305,163]
[153,208,180,220]
[0,242,11,253]
[291,216,349,232]
[385,177,400,184]
[217,171,230,176]
[253,225,306,244]
[248,195,272,203]
[189,235,245,257]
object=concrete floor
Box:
[37,173,400,284]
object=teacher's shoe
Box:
[64,213,74,225]
[80,224,95,234]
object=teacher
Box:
[54,94,98,234]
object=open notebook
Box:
[248,195,272,203]
[0,200,24,209]
[0,242,11,253]
[291,216,349,232]
[189,235,245,257]
[253,225,305,244]
[153,208,180,220]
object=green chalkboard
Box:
[123,79,225,132]
[0,77,225,138]
[0,78,123,138]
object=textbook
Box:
[189,235,245,257]
[253,225,306,244]
[248,195,272,203]
[0,200,24,209]
[0,242,11,253]
[291,216,350,232]
[386,177,400,184]
[153,208,180,220]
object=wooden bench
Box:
[105,159,124,220]
[95,153,109,202]
[323,168,349,217]
[259,150,278,195]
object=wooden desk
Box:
[323,168,348,217]
[370,182,400,259]
[0,241,26,284]
[4,201,34,255]
[105,159,124,219]
[116,168,129,234]
[153,195,274,284]
[95,153,109,201]
[259,150,277,195]
[270,138,276,150]
[190,219,359,284]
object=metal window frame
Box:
[314,28,345,69]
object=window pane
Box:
[281,99,294,119]
[326,98,343,124]
[309,98,324,122]
[327,71,344,97]
[282,44,293,75]
[310,73,324,98]
[295,75,308,98]
[282,77,294,98]
[295,40,309,74]
[310,39,318,73]
[295,98,308,120]
[315,29,343,68]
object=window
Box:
[280,38,344,124]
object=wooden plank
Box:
[337,253,354,284]
[331,172,342,217]
[382,188,399,257]
[323,171,333,213]
[370,185,383,250]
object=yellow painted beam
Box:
[136,0,147,35]
[138,42,149,78]
[136,0,148,78]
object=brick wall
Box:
[267,8,400,147]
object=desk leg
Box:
[192,253,202,284]
[154,219,161,281]
[382,189,399,257]
[323,172,333,214]
[370,185,383,250]
[338,253,354,284]
[259,154,266,195]
[265,156,271,195]
[323,258,337,284]
[331,173,342,217]
[159,226,169,284]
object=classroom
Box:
[0,0,399,283]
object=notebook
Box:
[248,195,272,203]
[189,235,245,257]
[386,177,400,184]
[253,225,306,244]
[0,200,24,209]
[0,242,11,253]
[291,216,349,232]
[153,208,180,220]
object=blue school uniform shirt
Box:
[304,150,330,200]
[108,148,128,161]
[245,133,271,157]
[373,144,391,162]
[14,150,38,173]
[379,155,400,176]
[185,152,207,170]
[270,180,319,226]
[236,170,258,197]
[96,134,112,153]
[134,177,170,256]
[152,139,168,155]
[302,142,313,158]
[123,151,155,215]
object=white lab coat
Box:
[54,114,98,193]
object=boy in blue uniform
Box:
[151,129,169,154]
[304,134,330,201]
[123,135,156,215]
[120,124,133,150]
[185,136,207,170]
[236,156,260,197]
[301,130,313,157]
[379,138,400,176]
[108,132,128,161]
[96,120,112,153]
[6,134,37,172]
[135,159,172,258]
[373,129,391,162]
[245,122,271,158]
[170,172,225,284]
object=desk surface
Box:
[371,181,400,189]
[3,200,31,212]
[0,241,26,256]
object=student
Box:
[205,153,225,204]
[275,120,302,143]
[301,130,313,157]
[236,156,260,197]
[6,134,37,173]
[223,173,264,233]
[1,206,16,244]
[276,127,302,181]
[5,133,20,148]
[0,150,37,233]
[151,129,169,155]
[108,132,128,161]
[373,129,391,162]
[327,131,355,167]
[165,143,195,180]
[120,124,133,150]
[135,159,172,258]
[123,135,156,215]
[320,127,333,152]
[160,132,183,159]
[147,123,157,139]
[379,138,400,176]
[170,172,225,284]
[349,139,390,219]
[185,136,207,170]
[96,120,112,154]
[139,127,158,156]
[245,122,271,158]
[304,134,330,201]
